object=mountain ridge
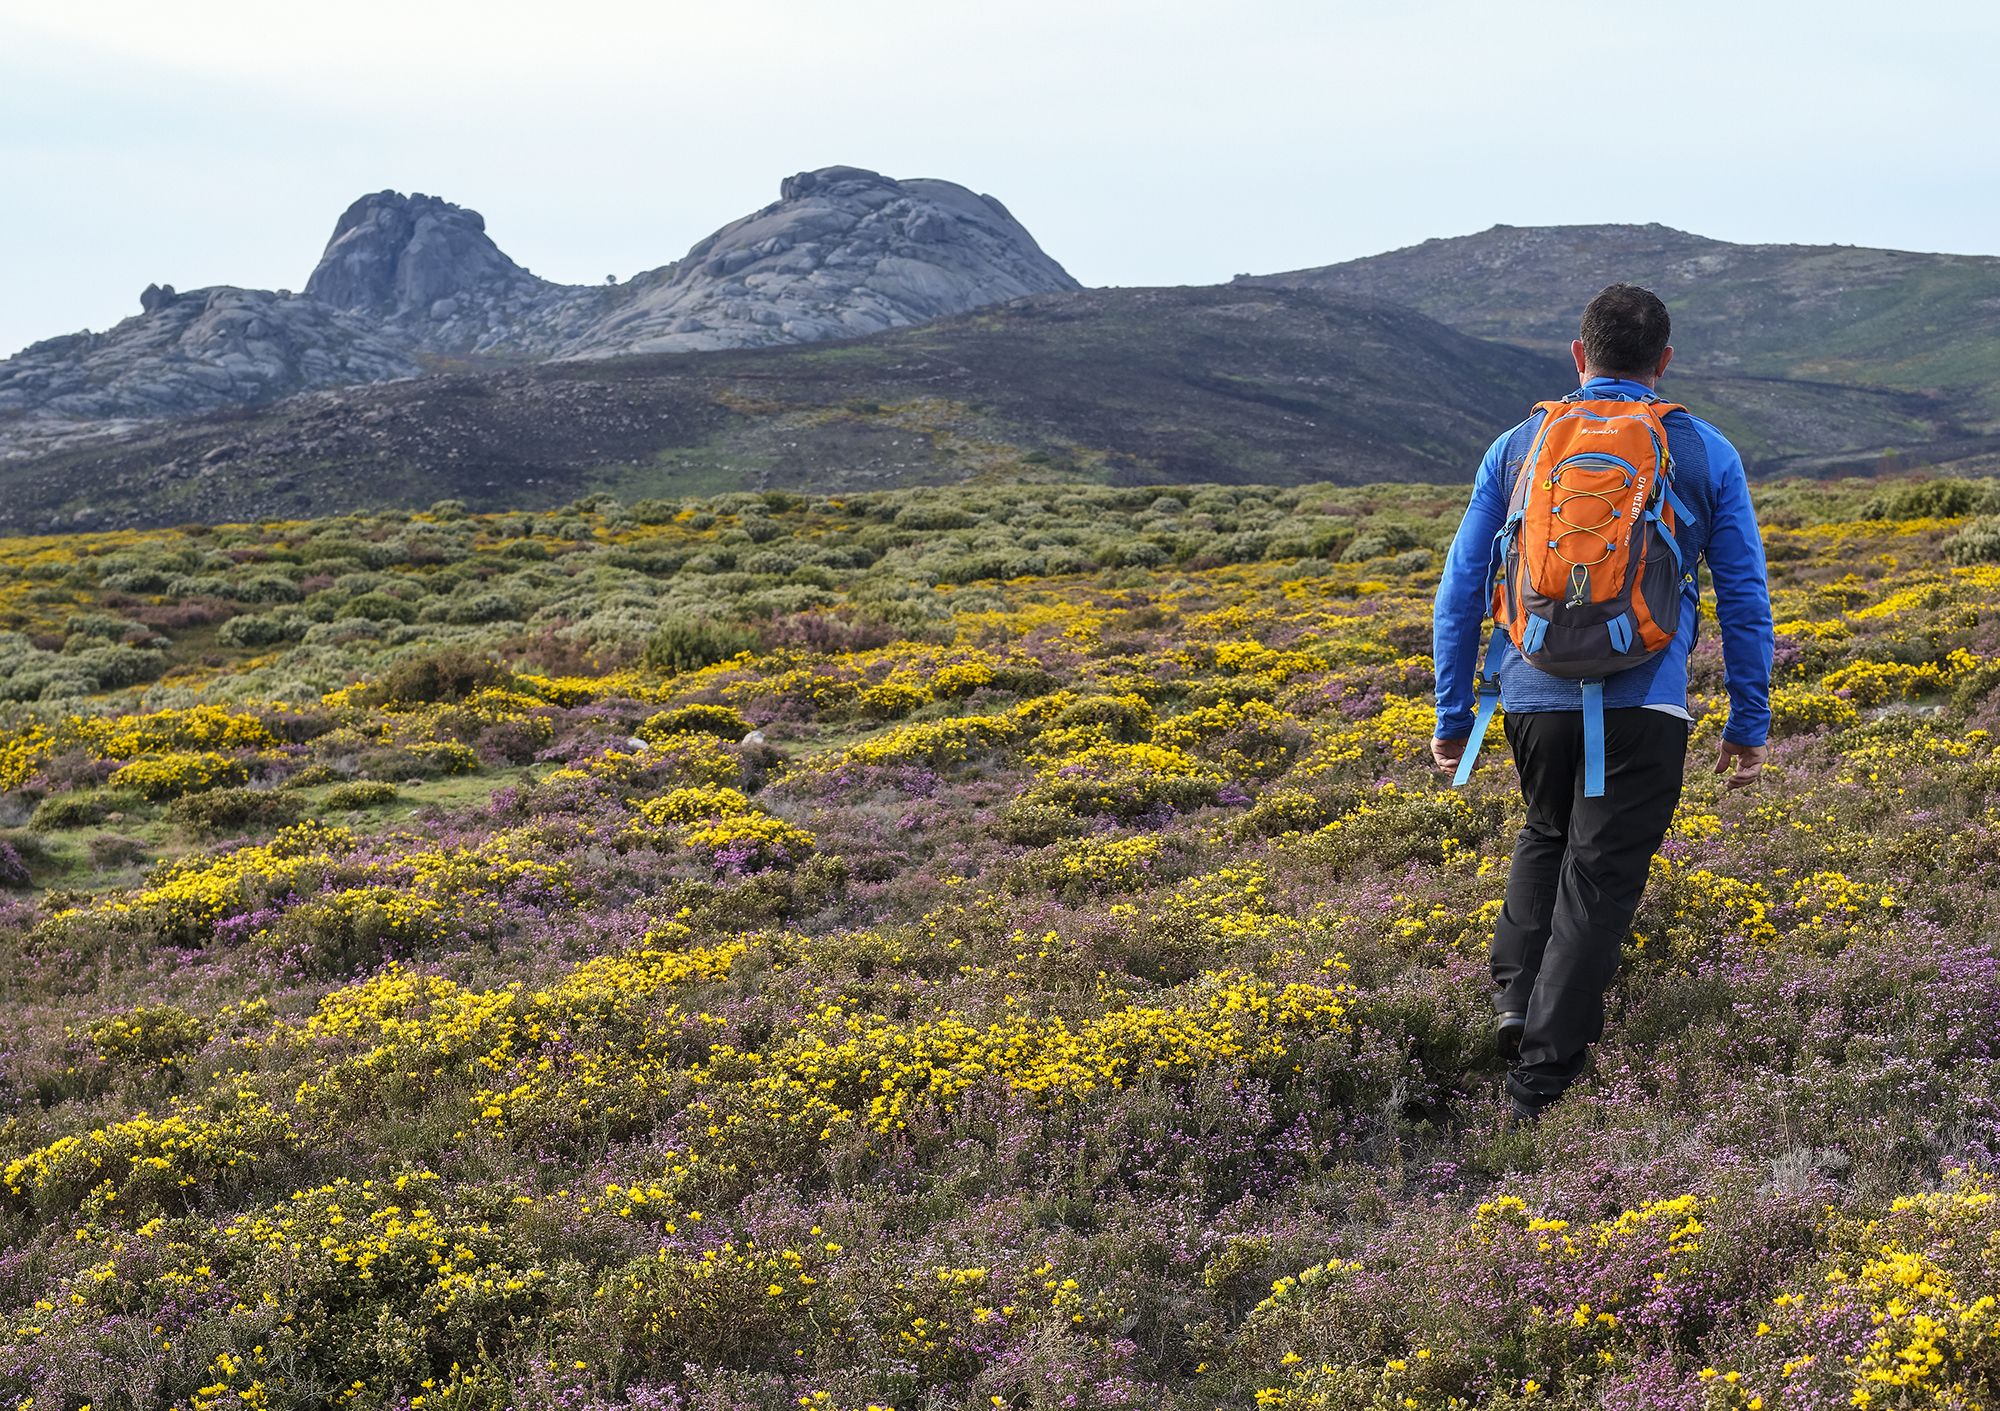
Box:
[0,167,1080,449]
[1240,222,2000,418]
[6,276,1989,535]
[5,205,1998,526]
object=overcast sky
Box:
[4,0,1997,358]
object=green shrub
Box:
[168,787,303,835]
[323,781,399,811]
[233,573,303,604]
[345,592,418,623]
[1945,515,2000,565]
[741,550,798,577]
[257,887,444,977]
[86,834,149,869]
[1030,769,1220,819]
[218,612,308,648]
[100,567,172,593]
[1052,694,1155,740]
[398,741,481,778]
[1235,786,1354,839]
[29,792,116,832]
[607,548,688,575]
[1768,685,1861,737]
[62,612,140,643]
[355,648,513,708]
[1862,478,2000,521]
[1951,656,2000,709]
[1340,525,1422,562]
[893,504,976,531]
[1296,790,1484,873]
[88,1003,212,1067]
[444,592,525,624]
[639,704,752,743]
[642,615,760,674]
[992,800,1089,846]
[108,752,249,800]
[1093,539,1168,569]
[989,664,1061,696]
[70,645,166,690]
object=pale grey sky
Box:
[3,0,1997,358]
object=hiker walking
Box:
[1429,283,1774,1124]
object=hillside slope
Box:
[6,274,1978,533]
[1242,223,2000,418]
[0,286,1571,530]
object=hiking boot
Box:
[1507,1094,1544,1129]
[1495,1010,1526,1063]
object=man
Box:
[1429,283,1774,1124]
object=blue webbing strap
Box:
[1452,626,1505,789]
[1664,483,1696,527]
[1581,678,1606,799]
[1453,685,1502,789]
[1648,510,1683,571]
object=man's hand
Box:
[1431,736,1468,774]
[1714,740,1768,791]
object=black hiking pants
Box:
[1492,707,1689,1111]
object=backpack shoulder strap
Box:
[1635,402,1697,526]
[1452,414,1543,791]
[1508,406,1550,463]
[1452,404,1557,792]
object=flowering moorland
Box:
[0,478,1997,1410]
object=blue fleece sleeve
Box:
[1432,430,1512,739]
[1697,424,1774,746]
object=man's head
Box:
[1571,283,1674,386]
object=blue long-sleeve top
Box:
[1431,376,1775,747]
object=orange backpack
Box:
[1453,393,1692,796]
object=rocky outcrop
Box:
[0,168,1076,453]
[307,191,540,313]
[303,191,615,355]
[555,166,1080,357]
[0,287,418,427]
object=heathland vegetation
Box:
[0,476,1997,1408]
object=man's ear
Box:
[1655,345,1674,380]
[1571,339,1589,381]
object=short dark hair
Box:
[1579,283,1671,377]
